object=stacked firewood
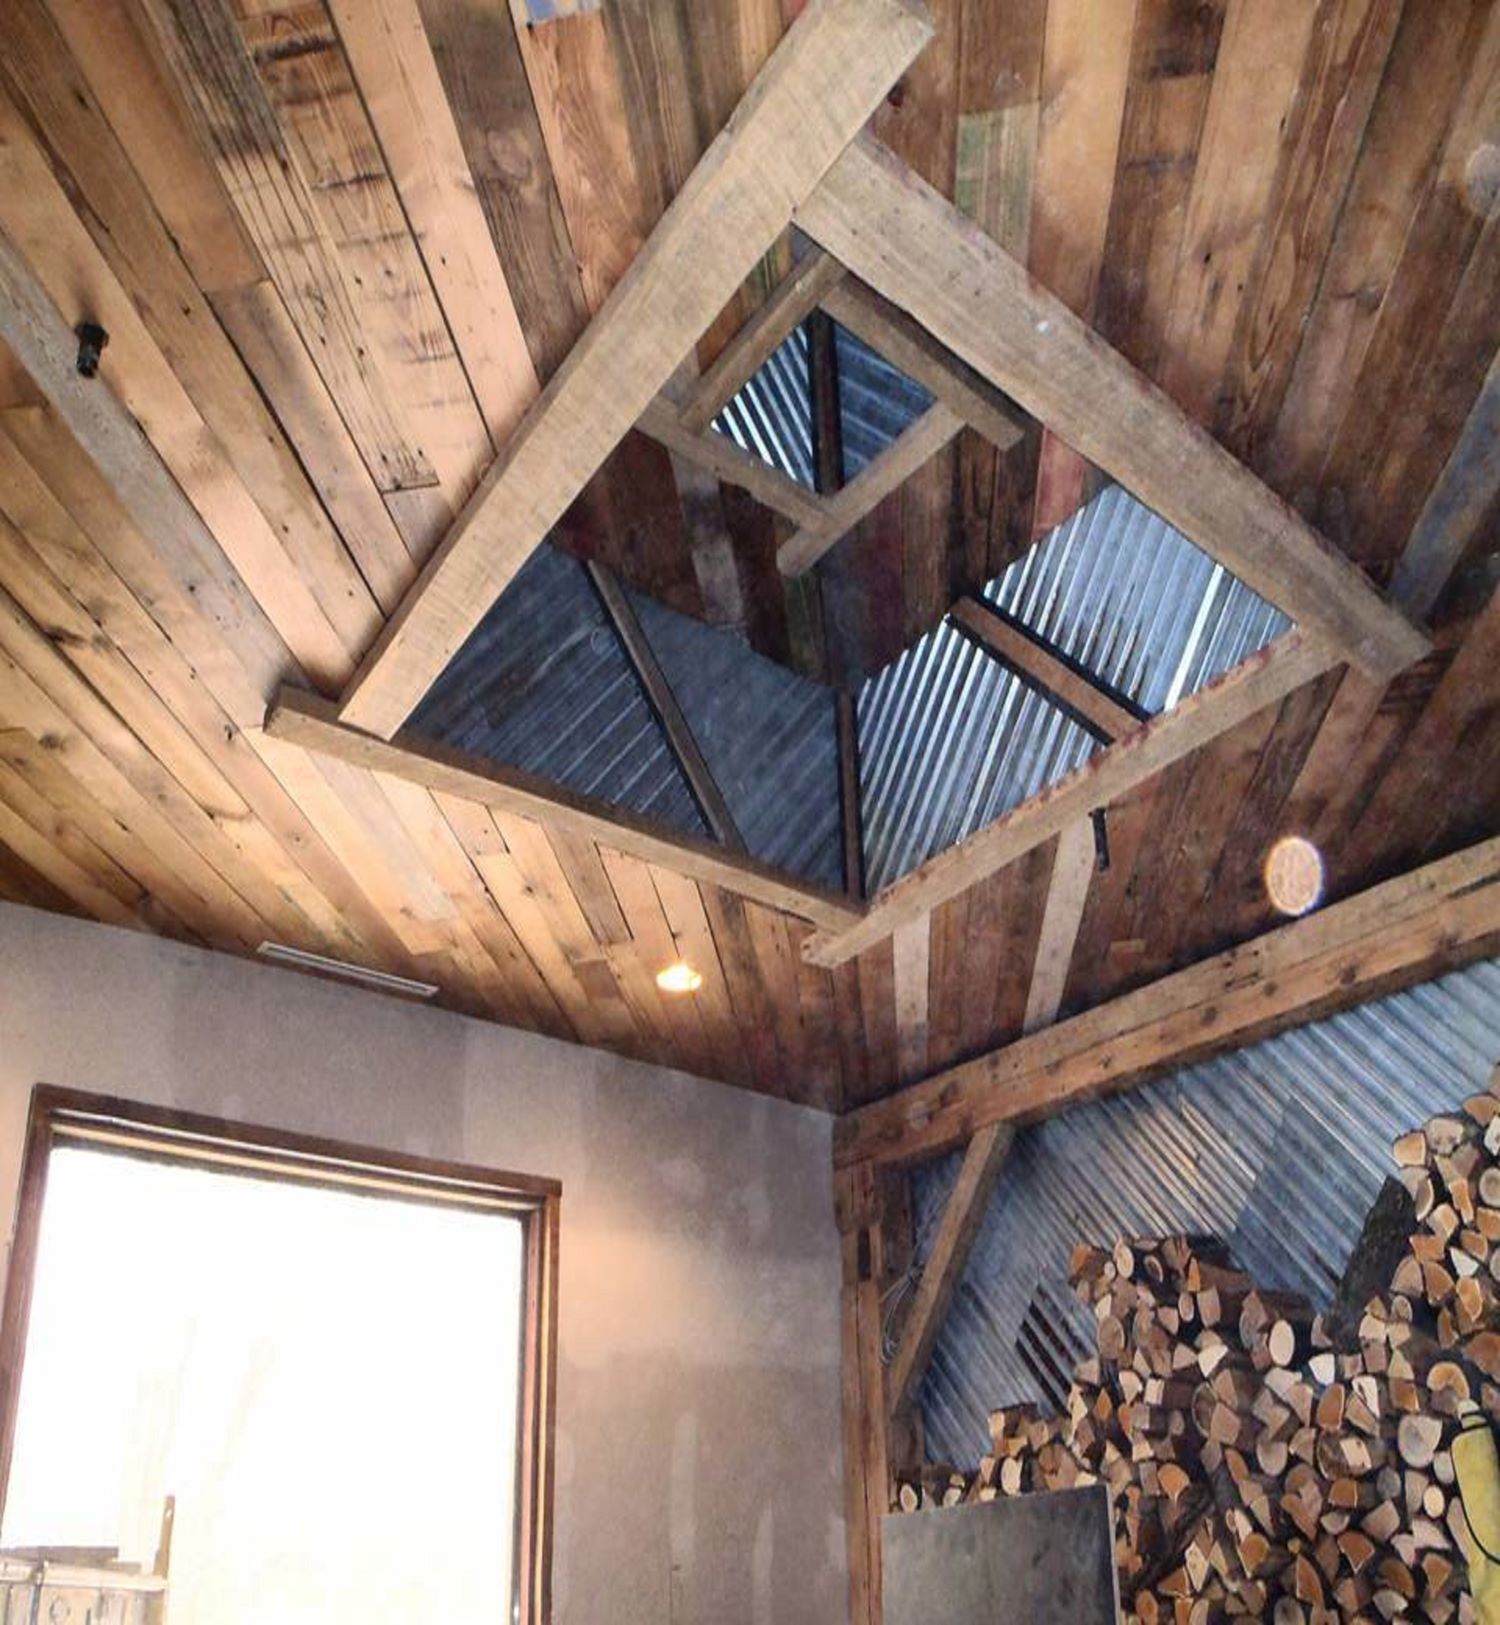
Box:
[895,1083,1500,1623]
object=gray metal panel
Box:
[983,485,1291,715]
[911,956,1500,1466]
[835,320,933,477]
[624,587,845,890]
[857,619,1099,893]
[711,324,816,488]
[408,545,710,839]
[883,1488,1120,1625]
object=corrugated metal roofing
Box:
[623,587,845,890]
[834,320,933,477]
[408,545,709,838]
[857,619,1099,892]
[983,485,1291,715]
[911,956,1500,1466]
[712,324,816,489]
[857,483,1294,893]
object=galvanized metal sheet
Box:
[626,587,844,890]
[912,957,1500,1465]
[409,546,709,838]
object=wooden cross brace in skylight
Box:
[317,0,1430,960]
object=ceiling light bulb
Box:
[1264,835,1325,917]
[656,960,703,995]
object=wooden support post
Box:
[1021,819,1097,1034]
[885,1121,1014,1417]
[835,1162,891,1625]
[836,691,865,902]
[585,562,746,851]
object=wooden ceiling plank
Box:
[333,0,541,448]
[0,782,142,931]
[885,1119,1013,1415]
[835,834,1500,1170]
[1155,0,1322,428]
[0,235,297,703]
[805,629,1339,967]
[636,398,828,530]
[211,281,418,616]
[0,9,382,672]
[948,596,1145,742]
[796,135,1430,680]
[334,0,934,738]
[778,402,965,577]
[819,278,1026,454]
[0,125,360,685]
[1020,816,1096,1035]
[649,865,754,1090]
[585,561,747,852]
[698,883,787,1098]
[267,686,862,933]
[1025,0,1137,540]
[1390,352,1500,622]
[132,0,439,498]
[681,251,847,435]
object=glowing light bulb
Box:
[1264,835,1324,917]
[655,960,703,994]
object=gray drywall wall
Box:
[0,903,847,1624]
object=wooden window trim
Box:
[0,1085,560,1624]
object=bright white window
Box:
[2,1134,536,1622]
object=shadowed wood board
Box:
[882,1485,1121,1623]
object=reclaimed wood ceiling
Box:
[0,0,1495,1114]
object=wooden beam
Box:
[636,397,827,530]
[804,629,1339,967]
[336,0,933,738]
[835,1162,892,1625]
[820,276,1027,453]
[585,561,746,851]
[796,136,1428,681]
[807,307,846,495]
[680,250,846,435]
[265,687,863,933]
[885,1121,1013,1416]
[891,916,930,1081]
[834,834,1500,1170]
[779,401,964,576]
[1021,818,1095,1034]
[836,691,865,901]
[949,597,1145,743]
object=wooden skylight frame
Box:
[290,0,1429,965]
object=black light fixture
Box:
[75,321,108,378]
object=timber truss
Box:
[268,0,1429,985]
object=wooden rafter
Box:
[804,628,1339,967]
[796,136,1429,682]
[679,249,845,435]
[779,401,965,576]
[886,1120,1013,1417]
[836,691,864,902]
[585,561,746,852]
[335,0,933,738]
[949,597,1145,743]
[819,276,1027,455]
[835,834,1500,1170]
[636,398,826,530]
[265,688,863,934]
